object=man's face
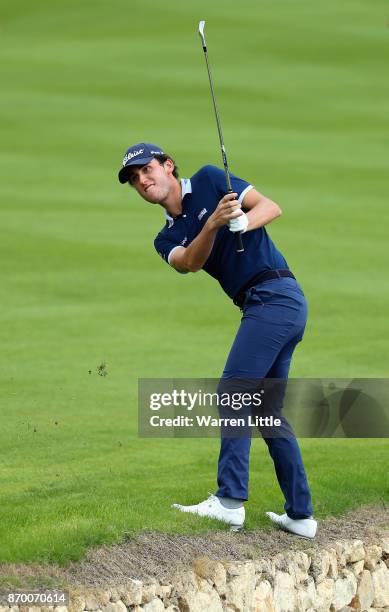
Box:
[127,159,174,204]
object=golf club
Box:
[198,20,244,254]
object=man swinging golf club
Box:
[117,143,317,539]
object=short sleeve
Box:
[202,165,253,205]
[154,232,188,274]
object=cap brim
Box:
[118,156,154,183]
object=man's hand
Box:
[229,213,248,233]
[206,192,243,230]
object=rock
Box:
[89,592,110,610]
[356,570,375,611]
[174,570,223,612]
[85,594,102,610]
[313,586,325,612]
[273,553,289,574]
[156,584,173,600]
[120,580,143,606]
[193,557,226,594]
[349,596,362,611]
[224,562,256,612]
[275,551,310,584]
[295,551,312,574]
[346,541,366,564]
[109,589,120,603]
[178,587,223,612]
[296,576,316,610]
[380,537,389,555]
[351,560,365,576]
[310,550,330,583]
[101,602,127,612]
[332,570,358,610]
[172,569,199,595]
[365,546,383,571]
[98,591,111,607]
[141,584,157,604]
[143,598,164,612]
[254,558,275,584]
[254,579,275,612]
[336,542,348,568]
[69,594,86,612]
[273,571,296,611]
[372,561,389,608]
[327,548,339,580]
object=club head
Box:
[198,20,206,48]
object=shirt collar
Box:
[165,178,192,221]
[181,178,192,198]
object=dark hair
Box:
[154,154,179,179]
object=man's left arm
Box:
[243,188,282,230]
[230,188,282,233]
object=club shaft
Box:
[202,49,232,192]
[200,35,244,253]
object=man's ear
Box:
[163,158,175,175]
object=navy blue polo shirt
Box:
[154,165,288,299]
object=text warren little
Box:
[149,415,281,427]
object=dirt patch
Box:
[1,504,388,590]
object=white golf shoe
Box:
[266,511,317,539]
[172,494,245,530]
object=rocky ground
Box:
[1,504,388,590]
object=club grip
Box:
[235,232,244,253]
[226,189,244,253]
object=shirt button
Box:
[183,215,187,218]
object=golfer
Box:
[118,143,317,538]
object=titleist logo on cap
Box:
[123,149,144,165]
[122,148,164,166]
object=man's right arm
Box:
[170,192,242,273]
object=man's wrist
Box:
[204,217,218,232]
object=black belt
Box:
[233,269,296,308]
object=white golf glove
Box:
[229,212,249,234]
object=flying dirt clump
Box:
[97,363,108,377]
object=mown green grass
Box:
[0,0,388,564]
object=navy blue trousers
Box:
[216,277,313,519]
